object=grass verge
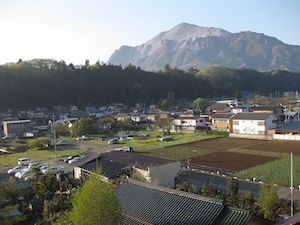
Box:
[0,148,80,167]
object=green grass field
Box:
[0,148,80,167]
[235,155,300,187]
[120,133,224,151]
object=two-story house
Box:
[171,117,207,133]
[231,113,277,135]
[210,113,234,132]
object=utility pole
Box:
[291,152,294,217]
[52,115,57,162]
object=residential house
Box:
[210,113,234,132]
[171,117,207,133]
[131,113,148,123]
[209,103,231,113]
[231,113,277,135]
[114,113,131,122]
[147,113,157,122]
[53,117,78,128]
[179,109,195,118]
[117,179,256,225]
[2,120,32,138]
[252,105,285,124]
[157,111,172,119]
[74,151,180,188]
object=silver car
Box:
[7,166,25,175]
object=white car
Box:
[15,168,29,179]
[41,166,61,174]
[7,166,25,175]
[18,158,34,166]
[64,155,80,163]
[76,135,89,141]
[68,156,80,164]
[113,146,134,152]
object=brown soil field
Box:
[245,141,300,155]
[189,151,277,171]
[183,137,266,151]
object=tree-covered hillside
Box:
[0,59,299,110]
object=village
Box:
[1,96,300,224]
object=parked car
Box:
[68,156,80,164]
[114,146,134,152]
[7,166,25,175]
[28,162,47,171]
[15,168,29,179]
[41,166,62,175]
[75,135,89,141]
[64,155,80,163]
[55,141,69,146]
[18,158,34,166]
[108,138,119,144]
[159,136,172,141]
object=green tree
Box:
[28,137,50,149]
[54,124,70,137]
[226,177,239,207]
[70,118,98,137]
[0,179,22,205]
[192,97,209,113]
[155,118,173,134]
[70,176,122,225]
[160,92,175,109]
[53,212,73,225]
[258,185,279,221]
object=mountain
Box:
[108,22,300,72]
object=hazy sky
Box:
[0,0,299,65]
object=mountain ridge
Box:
[108,23,300,72]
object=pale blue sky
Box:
[0,0,299,64]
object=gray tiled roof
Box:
[211,113,234,119]
[232,113,273,120]
[118,179,251,225]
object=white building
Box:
[131,114,148,123]
[232,113,277,135]
[171,117,207,133]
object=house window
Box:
[233,121,239,125]
[258,121,265,126]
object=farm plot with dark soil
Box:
[182,137,266,151]
[189,151,278,171]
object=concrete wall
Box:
[149,162,180,188]
[229,133,272,140]
[273,134,300,141]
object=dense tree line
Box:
[0,59,299,110]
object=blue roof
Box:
[284,120,300,129]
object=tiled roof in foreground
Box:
[117,179,251,225]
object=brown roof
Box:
[211,113,234,119]
[209,103,229,111]
[252,106,284,111]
